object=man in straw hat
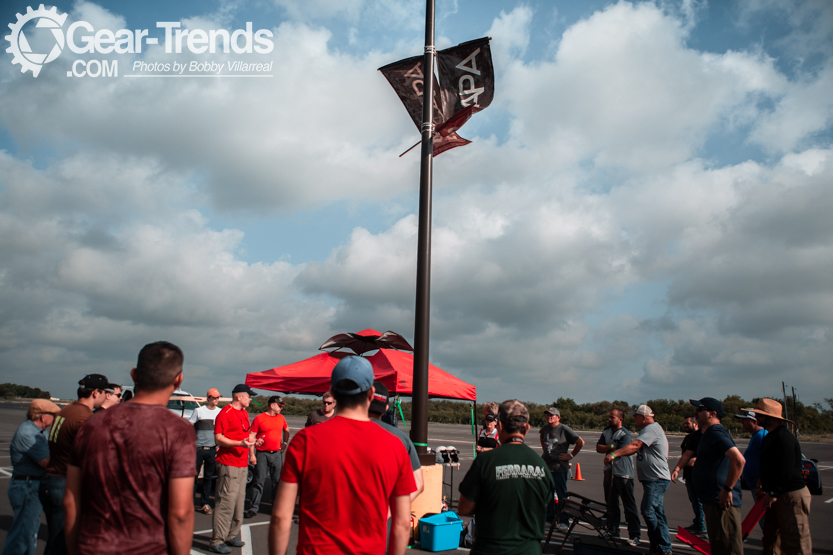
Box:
[745,398,812,555]
[5,398,60,555]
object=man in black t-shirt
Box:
[677,416,704,534]
[746,398,812,555]
[458,400,555,555]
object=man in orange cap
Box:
[747,398,812,555]
[189,388,222,514]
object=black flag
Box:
[379,37,494,157]
[437,37,494,115]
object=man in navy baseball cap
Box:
[330,356,374,395]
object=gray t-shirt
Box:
[188,405,221,447]
[635,422,670,482]
[373,419,420,471]
[539,423,580,473]
[598,426,634,478]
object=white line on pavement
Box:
[241,524,252,555]
[825,497,833,504]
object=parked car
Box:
[120,387,201,420]
[802,454,823,495]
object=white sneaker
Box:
[557,523,569,532]
[627,537,640,547]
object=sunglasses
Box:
[207,396,219,400]
[323,401,334,406]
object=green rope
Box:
[471,402,476,458]
[395,396,407,432]
[413,442,428,447]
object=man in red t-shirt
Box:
[63,342,195,555]
[246,395,290,518]
[269,356,416,555]
[210,384,257,554]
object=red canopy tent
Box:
[245,348,476,402]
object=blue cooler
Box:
[418,512,464,552]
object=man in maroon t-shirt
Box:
[210,384,258,554]
[269,356,416,555]
[63,341,195,555]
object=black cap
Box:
[268,395,285,406]
[369,381,389,415]
[232,384,256,396]
[485,413,498,422]
[78,374,109,390]
[690,397,724,418]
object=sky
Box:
[1,0,831,407]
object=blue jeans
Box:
[685,477,705,530]
[546,471,569,525]
[4,478,42,555]
[641,480,672,554]
[38,476,68,555]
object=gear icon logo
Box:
[5,5,68,77]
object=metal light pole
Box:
[410,0,435,459]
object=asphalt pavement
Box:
[0,404,830,554]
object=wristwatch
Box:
[722,484,732,492]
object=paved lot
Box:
[0,404,830,554]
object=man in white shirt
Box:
[189,388,222,514]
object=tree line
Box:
[252,394,833,436]
[0,383,51,400]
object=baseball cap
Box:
[734,410,757,421]
[207,388,221,398]
[369,381,389,415]
[485,413,498,422]
[331,356,374,395]
[78,374,109,390]
[499,399,530,426]
[544,407,560,416]
[29,399,60,416]
[628,405,654,417]
[232,384,256,396]
[690,397,724,418]
[268,396,285,406]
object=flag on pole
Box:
[379,37,494,157]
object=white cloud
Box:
[1,1,831,405]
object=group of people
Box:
[4,346,816,555]
[589,398,812,555]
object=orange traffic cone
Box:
[573,463,585,481]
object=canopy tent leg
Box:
[472,399,478,458]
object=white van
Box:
[120,387,201,420]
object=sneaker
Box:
[627,537,640,547]
[601,531,620,540]
[209,544,231,554]
[557,523,569,532]
[244,510,257,519]
[684,524,707,535]
[200,504,212,515]
[225,538,245,548]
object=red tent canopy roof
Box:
[246,348,475,402]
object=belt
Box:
[259,450,281,454]
[198,446,217,450]
[12,475,42,481]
